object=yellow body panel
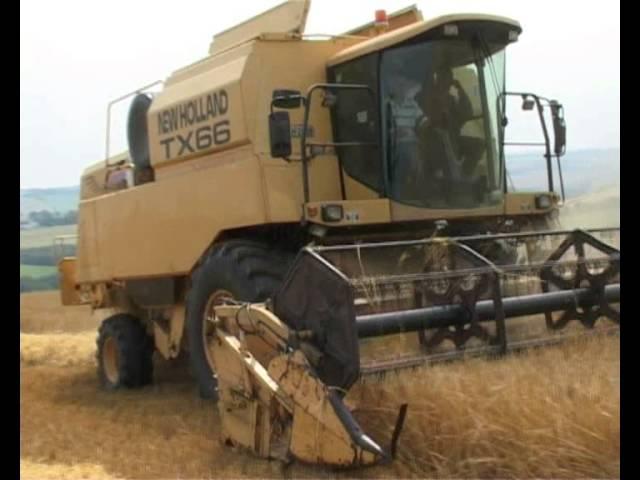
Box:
[391,201,504,222]
[148,55,249,167]
[343,174,380,200]
[261,164,304,222]
[77,146,265,282]
[208,0,310,55]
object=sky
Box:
[20,0,620,189]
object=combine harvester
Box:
[58,0,620,467]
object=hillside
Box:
[20,186,79,216]
[507,148,619,199]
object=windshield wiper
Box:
[478,37,502,97]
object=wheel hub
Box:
[103,336,120,384]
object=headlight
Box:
[535,195,552,209]
[321,204,344,222]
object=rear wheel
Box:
[186,241,294,400]
[97,314,154,390]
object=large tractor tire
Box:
[186,241,294,400]
[96,314,154,390]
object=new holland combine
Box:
[58,0,620,467]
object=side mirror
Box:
[272,89,303,109]
[550,101,566,156]
[269,111,292,158]
[521,96,535,111]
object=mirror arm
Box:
[532,96,554,193]
[300,83,377,203]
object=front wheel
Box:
[186,241,294,400]
[96,314,154,390]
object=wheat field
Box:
[20,224,77,248]
[20,292,619,479]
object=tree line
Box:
[20,244,76,293]
[21,244,76,265]
[22,210,77,227]
[20,275,58,293]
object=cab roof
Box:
[327,13,521,67]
